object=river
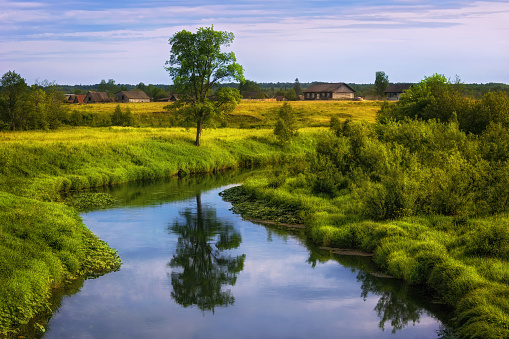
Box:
[41,172,453,338]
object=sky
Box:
[1,0,508,85]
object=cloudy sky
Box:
[1,0,508,85]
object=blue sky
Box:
[1,0,508,85]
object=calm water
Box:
[42,174,453,339]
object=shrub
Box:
[273,103,298,145]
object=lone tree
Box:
[293,78,303,97]
[375,71,389,99]
[0,71,28,131]
[165,26,244,146]
[274,102,298,145]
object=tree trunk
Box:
[195,121,203,146]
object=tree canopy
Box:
[293,78,303,96]
[165,26,245,146]
[375,71,389,98]
[0,71,28,131]
[238,79,260,94]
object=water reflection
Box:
[357,271,423,332]
[35,175,454,338]
[306,246,453,336]
[168,193,246,313]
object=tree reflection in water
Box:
[168,194,246,313]
[357,271,423,333]
[307,250,453,335]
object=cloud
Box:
[0,0,507,84]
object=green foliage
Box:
[220,185,303,225]
[165,26,245,146]
[293,78,303,96]
[459,91,509,135]
[0,192,120,336]
[97,79,119,98]
[111,105,134,126]
[64,193,115,212]
[238,79,260,93]
[378,74,465,123]
[0,70,28,131]
[273,103,299,145]
[375,71,389,98]
[285,88,298,101]
[377,74,509,137]
[0,71,70,131]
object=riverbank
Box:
[219,118,509,339]
[0,127,318,337]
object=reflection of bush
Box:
[306,248,453,335]
[358,271,423,333]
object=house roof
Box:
[384,83,414,93]
[86,91,110,102]
[303,83,355,93]
[116,90,150,100]
[74,95,86,104]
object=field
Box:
[67,100,381,128]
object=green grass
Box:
[0,192,120,336]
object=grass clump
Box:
[0,192,120,336]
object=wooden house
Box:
[157,93,179,102]
[84,91,111,103]
[115,91,151,103]
[384,83,414,100]
[73,95,86,104]
[65,94,75,103]
[303,83,355,100]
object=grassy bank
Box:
[221,119,509,339]
[0,126,318,336]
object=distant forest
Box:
[58,79,509,101]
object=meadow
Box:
[66,100,380,128]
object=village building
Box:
[157,94,179,102]
[73,94,86,104]
[115,91,151,103]
[84,91,111,103]
[303,83,356,100]
[384,83,414,100]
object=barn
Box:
[303,83,355,100]
[115,91,151,103]
[84,92,111,103]
[73,94,86,104]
